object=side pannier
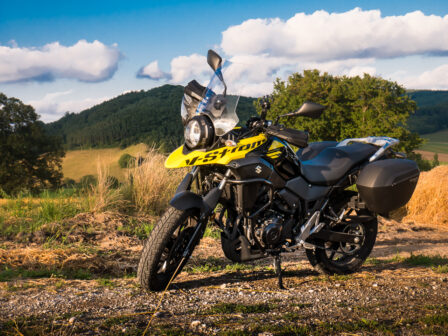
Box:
[356,159,419,214]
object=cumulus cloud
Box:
[169,54,211,84]
[221,8,448,61]
[137,60,170,80]
[28,91,110,122]
[401,63,448,89]
[0,40,121,83]
[137,8,448,95]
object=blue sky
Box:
[1,0,448,122]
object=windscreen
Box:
[181,62,239,136]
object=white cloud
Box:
[221,8,448,61]
[137,8,448,96]
[28,91,110,122]
[401,63,448,89]
[169,54,211,84]
[0,40,121,83]
[137,60,170,80]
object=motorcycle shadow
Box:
[173,267,318,290]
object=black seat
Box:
[297,141,338,161]
[300,143,377,186]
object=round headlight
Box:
[184,116,214,149]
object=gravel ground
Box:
[1,219,448,335]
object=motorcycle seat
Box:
[297,141,338,161]
[300,143,377,186]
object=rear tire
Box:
[306,210,377,275]
[137,207,201,291]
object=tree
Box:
[265,70,423,154]
[0,93,64,195]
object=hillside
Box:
[45,86,448,150]
[407,90,448,134]
[62,143,148,182]
[45,85,257,150]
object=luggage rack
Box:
[337,136,400,162]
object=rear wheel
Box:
[305,209,377,275]
[137,207,202,291]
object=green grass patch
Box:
[209,302,277,314]
[185,257,258,274]
[404,254,448,267]
[97,278,116,288]
[0,267,93,281]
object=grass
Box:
[185,257,258,274]
[421,129,448,154]
[62,143,148,182]
[0,192,89,236]
[208,302,277,314]
[366,254,448,273]
[0,266,93,281]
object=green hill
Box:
[45,86,448,150]
[45,85,257,150]
[421,129,448,154]
[407,91,448,134]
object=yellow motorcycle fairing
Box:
[165,133,267,168]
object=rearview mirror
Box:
[207,50,222,72]
[295,102,325,118]
[274,101,325,124]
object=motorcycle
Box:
[137,50,420,291]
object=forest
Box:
[44,85,257,150]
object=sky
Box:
[1,0,448,122]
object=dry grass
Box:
[402,165,448,227]
[126,148,186,215]
[88,161,126,213]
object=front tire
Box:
[137,207,201,291]
[306,210,378,275]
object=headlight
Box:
[184,116,214,149]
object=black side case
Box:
[356,159,419,214]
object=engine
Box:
[254,213,284,247]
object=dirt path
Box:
[1,220,448,335]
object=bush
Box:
[62,178,76,188]
[118,153,136,168]
[79,175,97,190]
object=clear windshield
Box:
[181,62,240,136]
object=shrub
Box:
[126,148,186,215]
[118,153,136,168]
[79,175,97,190]
[62,178,76,188]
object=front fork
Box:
[176,168,232,258]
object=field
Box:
[62,143,149,182]
[420,129,448,155]
[1,152,448,335]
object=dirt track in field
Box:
[1,219,448,335]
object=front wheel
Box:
[305,210,378,275]
[137,207,202,291]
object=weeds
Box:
[0,266,93,281]
[126,147,186,215]
[208,302,277,314]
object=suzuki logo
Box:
[255,165,262,174]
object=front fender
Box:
[169,187,222,217]
[169,191,203,211]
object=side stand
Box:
[273,254,285,290]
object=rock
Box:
[191,320,201,329]
[68,317,76,324]
[220,283,227,289]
